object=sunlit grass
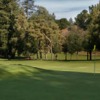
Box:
[0,59,100,100]
[0,59,100,73]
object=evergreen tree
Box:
[75,10,89,30]
[88,2,100,50]
[75,2,100,60]
[0,0,20,58]
[0,0,9,57]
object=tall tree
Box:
[63,25,84,60]
[0,0,21,58]
[75,10,89,30]
[75,2,100,60]
[84,2,100,60]
[30,6,61,60]
[62,37,68,60]
[88,2,100,50]
[14,10,29,57]
[0,0,9,57]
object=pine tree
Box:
[0,0,26,58]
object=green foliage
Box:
[75,10,89,30]
[29,6,61,59]
[0,0,20,57]
[0,0,100,60]
[67,32,79,54]
[75,2,100,60]
[1,1,60,58]
[63,26,84,55]
[56,18,70,29]
[52,34,61,54]
[87,3,100,50]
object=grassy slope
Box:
[0,60,100,100]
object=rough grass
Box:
[0,60,100,100]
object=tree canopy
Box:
[0,0,100,60]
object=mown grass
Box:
[0,59,100,100]
[32,52,100,60]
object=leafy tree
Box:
[17,0,39,58]
[7,0,26,59]
[63,26,84,60]
[14,10,29,57]
[83,2,100,60]
[0,0,21,58]
[75,10,89,30]
[0,0,35,58]
[52,33,62,60]
[62,37,68,60]
[82,33,94,60]
[56,18,70,29]
[75,2,100,60]
[88,2,100,50]
[0,0,10,57]
[30,6,61,60]
[67,33,78,54]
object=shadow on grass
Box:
[0,64,100,100]
[0,67,12,77]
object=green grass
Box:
[0,59,100,100]
[32,52,100,60]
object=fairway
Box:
[0,60,100,100]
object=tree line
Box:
[0,0,100,60]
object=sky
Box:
[35,0,99,20]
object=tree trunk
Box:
[51,45,53,60]
[11,51,16,59]
[39,51,42,59]
[54,54,58,60]
[70,54,72,60]
[76,51,78,60]
[89,51,92,60]
[37,52,39,59]
[45,53,47,60]
[87,52,89,60]
[7,46,14,59]
[65,53,67,60]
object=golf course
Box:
[0,0,100,100]
[0,59,100,100]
